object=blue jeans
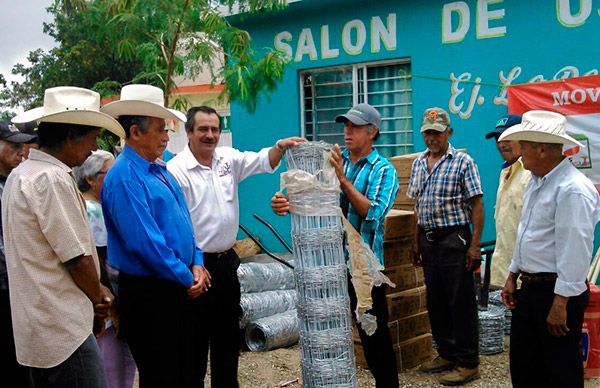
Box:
[30,334,108,388]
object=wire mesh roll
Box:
[245,309,299,351]
[489,289,512,334]
[478,305,505,355]
[239,289,297,328]
[285,142,357,388]
[237,257,296,293]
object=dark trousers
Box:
[348,278,399,387]
[0,289,29,387]
[189,249,242,388]
[419,226,479,368]
[510,281,588,388]
[118,274,190,388]
[30,334,107,388]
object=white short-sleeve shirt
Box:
[168,145,276,253]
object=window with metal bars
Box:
[301,60,413,157]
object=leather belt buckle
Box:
[425,230,434,242]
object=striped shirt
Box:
[406,145,483,230]
[340,148,399,264]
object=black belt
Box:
[420,225,467,242]
[520,272,558,284]
[204,248,235,259]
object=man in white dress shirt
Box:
[500,110,600,388]
[167,106,303,388]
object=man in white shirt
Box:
[167,106,303,387]
[500,110,600,388]
[484,115,531,288]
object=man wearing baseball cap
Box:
[484,115,531,289]
[407,107,483,385]
[272,103,400,386]
[0,121,36,386]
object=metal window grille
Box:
[301,60,413,157]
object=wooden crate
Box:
[384,264,425,295]
[387,286,428,321]
[384,209,415,241]
[355,333,433,371]
[383,237,413,268]
[353,311,430,345]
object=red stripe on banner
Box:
[508,75,600,115]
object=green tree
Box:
[1,0,290,114]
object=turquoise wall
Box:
[229,0,600,253]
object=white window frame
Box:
[299,58,413,156]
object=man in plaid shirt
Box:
[407,107,484,386]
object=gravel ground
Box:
[133,336,600,387]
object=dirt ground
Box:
[134,337,600,387]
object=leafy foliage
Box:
[0,1,289,153]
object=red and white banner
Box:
[508,75,600,184]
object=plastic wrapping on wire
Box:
[478,304,505,355]
[239,289,297,328]
[238,257,296,293]
[245,309,299,351]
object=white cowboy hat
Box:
[11,86,125,138]
[498,110,584,147]
[100,84,186,122]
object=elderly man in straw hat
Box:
[3,86,125,388]
[100,84,209,388]
[500,110,600,388]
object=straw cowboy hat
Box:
[11,86,125,138]
[498,110,584,147]
[101,84,186,122]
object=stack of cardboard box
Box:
[354,207,433,372]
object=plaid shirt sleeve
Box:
[365,163,399,222]
[461,155,483,200]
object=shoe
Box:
[418,356,456,373]
[438,366,480,386]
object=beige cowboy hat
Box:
[100,84,186,122]
[498,110,584,147]
[11,86,125,138]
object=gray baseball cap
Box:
[335,103,382,128]
[420,107,451,133]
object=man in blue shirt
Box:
[272,103,400,387]
[101,85,209,388]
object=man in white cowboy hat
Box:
[500,110,600,388]
[166,105,304,387]
[3,86,125,388]
[408,107,483,386]
[100,84,209,388]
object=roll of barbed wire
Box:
[284,142,357,388]
[245,309,299,352]
[239,289,297,328]
[478,305,505,355]
[504,309,512,334]
[237,257,296,293]
[488,290,511,334]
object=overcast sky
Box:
[0,0,55,83]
